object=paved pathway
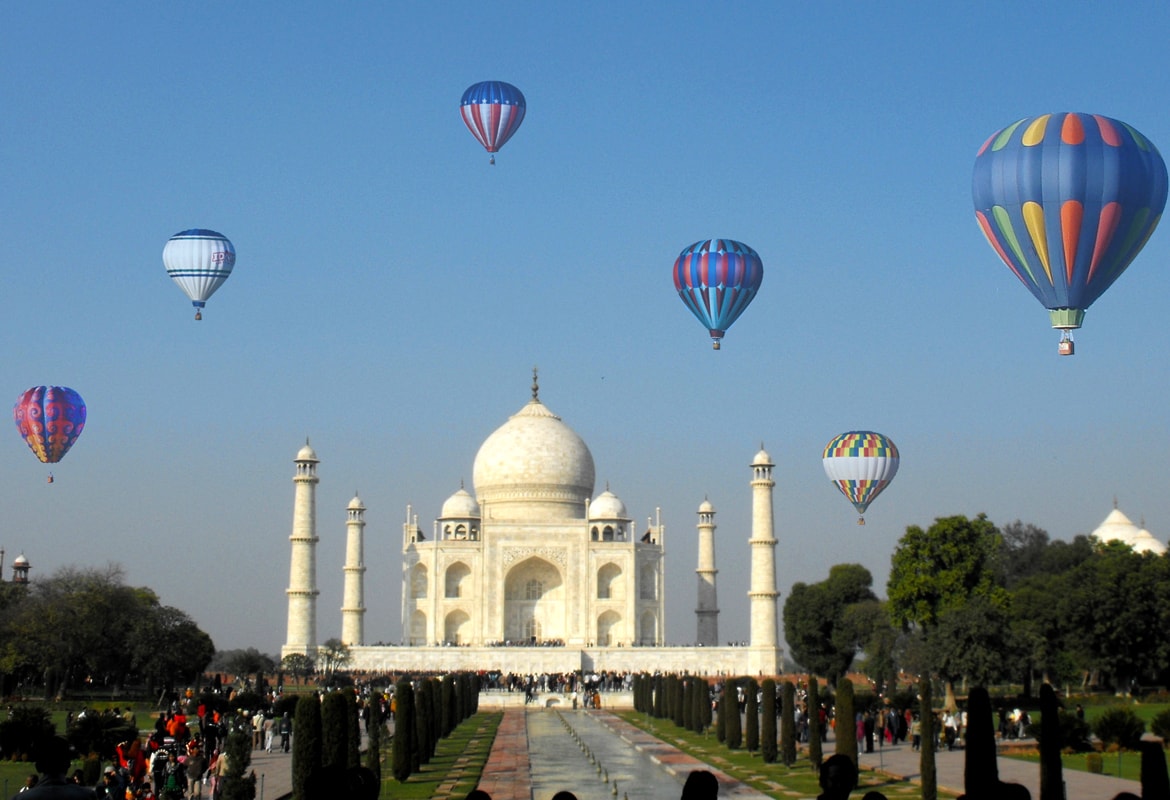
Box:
[480,708,769,800]
[247,746,294,800]
[856,736,1142,800]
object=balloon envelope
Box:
[460,81,526,157]
[672,239,764,349]
[163,229,236,312]
[972,113,1167,330]
[14,386,87,464]
[822,431,899,518]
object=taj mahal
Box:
[281,374,783,676]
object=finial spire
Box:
[532,366,540,401]
[1114,495,1119,509]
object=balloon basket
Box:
[1058,338,1074,356]
[857,517,865,526]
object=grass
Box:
[379,712,500,800]
[1008,749,1163,782]
[615,712,956,800]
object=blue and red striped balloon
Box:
[672,239,763,350]
[972,113,1167,347]
[460,81,526,164]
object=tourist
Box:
[680,769,719,799]
[16,736,96,800]
[816,754,857,800]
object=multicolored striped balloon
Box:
[822,431,899,524]
[673,239,764,350]
[972,113,1167,346]
[14,386,87,465]
[460,81,526,164]
[163,229,236,320]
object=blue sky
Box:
[2,3,1169,655]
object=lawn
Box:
[615,712,956,800]
[379,712,500,800]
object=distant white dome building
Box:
[1090,507,1167,555]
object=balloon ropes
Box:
[972,113,1167,355]
[14,386,87,483]
[460,81,526,165]
[672,239,764,350]
[822,431,899,525]
[163,229,236,320]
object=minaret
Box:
[748,446,780,674]
[695,499,719,646]
[341,493,366,646]
[283,441,320,657]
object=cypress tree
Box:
[291,695,321,800]
[835,677,857,765]
[761,679,777,763]
[1038,684,1063,800]
[745,678,759,753]
[692,678,708,734]
[319,691,348,770]
[715,683,727,743]
[414,680,432,766]
[363,695,383,783]
[920,675,936,800]
[220,729,256,800]
[653,674,665,718]
[780,680,796,766]
[441,675,456,736]
[726,680,743,750]
[344,690,360,770]
[807,676,822,769]
[682,677,694,731]
[392,680,416,782]
[674,676,686,728]
[965,686,999,798]
[430,677,443,748]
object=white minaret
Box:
[341,493,366,646]
[748,446,780,674]
[283,441,320,658]
[695,498,719,646]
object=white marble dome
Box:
[589,489,628,519]
[296,442,318,462]
[441,487,480,518]
[473,395,595,520]
[348,494,364,510]
[1091,508,1167,555]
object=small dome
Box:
[296,442,318,462]
[12,553,28,566]
[441,487,481,519]
[348,494,364,510]
[1090,507,1166,554]
[698,498,715,514]
[752,447,772,466]
[589,489,628,519]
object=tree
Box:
[220,729,256,800]
[744,678,759,753]
[363,696,383,783]
[391,679,415,782]
[784,564,877,684]
[840,599,899,694]
[834,678,856,765]
[213,648,276,689]
[726,680,743,749]
[807,676,822,768]
[761,679,777,763]
[919,676,936,800]
[320,691,348,770]
[780,680,796,766]
[318,639,352,682]
[291,692,321,800]
[281,653,315,685]
[928,596,1016,690]
[998,521,1051,588]
[887,514,1008,708]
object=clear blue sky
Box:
[3,3,1169,655]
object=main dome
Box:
[473,393,595,521]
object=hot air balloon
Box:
[673,239,764,349]
[163,229,236,320]
[822,431,899,525]
[972,113,1167,355]
[460,81,526,165]
[14,386,87,482]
